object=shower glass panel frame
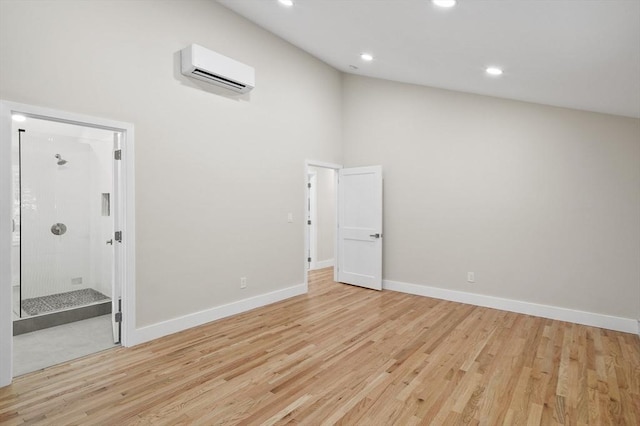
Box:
[12,119,115,321]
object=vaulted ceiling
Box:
[219,0,640,118]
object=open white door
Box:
[337,166,383,290]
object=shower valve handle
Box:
[106,239,113,245]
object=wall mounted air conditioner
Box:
[181,44,255,94]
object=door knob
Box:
[106,239,113,245]
[369,233,380,238]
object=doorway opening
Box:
[304,161,341,289]
[13,119,116,327]
[0,101,135,385]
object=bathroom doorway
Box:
[12,117,119,374]
[0,101,135,384]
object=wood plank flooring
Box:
[1,267,639,425]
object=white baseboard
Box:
[310,259,334,271]
[128,283,307,346]
[383,279,639,335]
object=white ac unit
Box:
[181,44,255,94]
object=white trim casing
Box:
[308,171,317,271]
[305,160,343,170]
[119,127,136,348]
[128,283,306,346]
[0,103,12,387]
[383,279,639,335]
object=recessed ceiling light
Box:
[11,114,26,122]
[360,53,374,62]
[278,0,294,7]
[432,0,457,8]
[486,67,503,76]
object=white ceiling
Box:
[218,0,640,118]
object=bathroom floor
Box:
[13,314,117,376]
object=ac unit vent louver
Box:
[191,68,247,91]
[181,44,255,94]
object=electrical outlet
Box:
[240,277,247,289]
[72,277,83,285]
[287,213,293,223]
[467,272,475,283]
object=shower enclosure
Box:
[12,117,117,338]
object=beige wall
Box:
[342,74,640,320]
[0,0,343,327]
[2,0,638,331]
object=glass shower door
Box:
[15,120,115,325]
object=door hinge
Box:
[307,220,312,225]
[114,149,122,160]
[308,182,311,188]
[115,231,122,242]
[308,257,312,262]
[115,312,122,323]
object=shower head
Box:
[55,154,67,165]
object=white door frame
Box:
[304,160,341,289]
[0,100,136,387]
[307,170,317,270]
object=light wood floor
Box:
[1,268,639,425]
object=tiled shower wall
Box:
[13,130,112,301]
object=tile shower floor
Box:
[12,286,109,318]
[21,288,109,316]
[13,314,117,376]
